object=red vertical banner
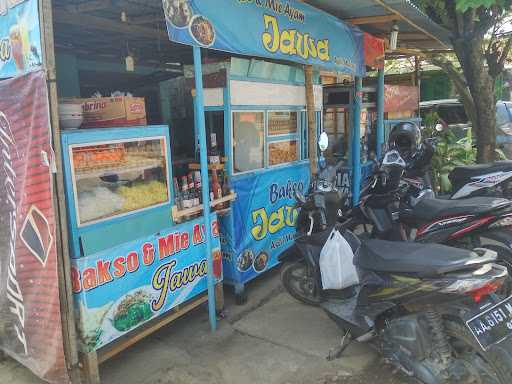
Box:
[0,71,68,383]
[363,33,385,70]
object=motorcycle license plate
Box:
[466,295,512,350]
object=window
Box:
[233,111,265,173]
[70,137,169,225]
[267,111,300,167]
[323,107,348,161]
[269,140,298,166]
[268,111,298,136]
[233,110,305,174]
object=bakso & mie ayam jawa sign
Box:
[162,0,365,76]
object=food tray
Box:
[73,145,127,171]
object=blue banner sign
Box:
[163,0,365,76]
[0,0,42,79]
[336,163,376,206]
[70,215,222,351]
[222,163,310,283]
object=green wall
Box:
[420,70,452,101]
[56,53,81,97]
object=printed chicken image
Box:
[253,252,269,272]
[190,15,216,47]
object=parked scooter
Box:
[355,150,512,276]
[397,123,512,200]
[279,137,512,383]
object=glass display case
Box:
[61,126,173,258]
[70,137,169,226]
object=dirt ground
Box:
[0,269,417,384]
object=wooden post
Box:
[352,77,363,206]
[80,352,100,384]
[215,283,224,314]
[39,0,81,382]
[415,56,421,117]
[305,65,317,174]
[376,69,385,159]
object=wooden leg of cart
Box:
[80,351,101,384]
[215,282,225,314]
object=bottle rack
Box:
[188,163,225,171]
[172,192,237,223]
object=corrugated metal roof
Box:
[304,0,452,50]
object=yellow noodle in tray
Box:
[119,181,168,212]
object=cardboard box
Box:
[72,97,147,128]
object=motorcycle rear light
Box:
[467,281,503,303]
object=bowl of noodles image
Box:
[163,0,193,28]
[99,286,157,345]
[189,15,216,47]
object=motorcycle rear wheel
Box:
[445,319,512,383]
[280,261,322,306]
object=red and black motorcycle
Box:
[353,150,512,273]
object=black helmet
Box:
[388,122,421,161]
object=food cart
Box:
[0,0,394,383]
[160,2,389,303]
[168,57,323,302]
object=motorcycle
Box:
[402,139,512,200]
[279,138,512,382]
[355,150,512,276]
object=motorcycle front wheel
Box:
[280,261,322,306]
[445,320,512,383]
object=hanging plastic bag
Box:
[319,229,359,290]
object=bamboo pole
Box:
[305,65,317,174]
[39,0,81,382]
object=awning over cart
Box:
[163,0,366,76]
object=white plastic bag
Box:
[319,229,359,290]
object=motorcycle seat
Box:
[356,240,487,276]
[449,161,512,183]
[408,197,510,221]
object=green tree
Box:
[416,0,512,162]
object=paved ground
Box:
[0,269,414,384]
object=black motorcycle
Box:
[357,150,512,276]
[279,166,512,383]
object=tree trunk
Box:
[453,39,496,163]
[429,56,478,131]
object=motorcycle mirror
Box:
[318,132,329,152]
[294,189,307,205]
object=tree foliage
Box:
[415,0,512,162]
[456,0,509,11]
